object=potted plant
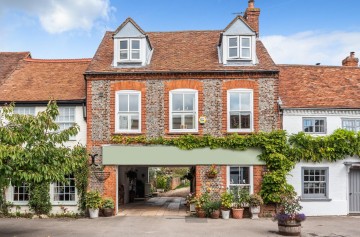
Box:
[186,192,196,213]
[101,197,115,217]
[194,192,210,218]
[204,200,221,219]
[206,164,218,178]
[220,190,233,219]
[249,194,263,219]
[232,188,250,219]
[273,192,306,236]
[85,190,102,218]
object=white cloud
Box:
[1,0,114,34]
[262,31,360,66]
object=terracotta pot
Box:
[197,209,206,218]
[232,208,244,219]
[278,221,301,236]
[210,210,220,219]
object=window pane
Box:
[230,167,240,184]
[130,115,139,130]
[229,37,238,47]
[184,94,195,111]
[241,38,250,47]
[13,107,35,115]
[129,94,139,112]
[184,114,195,129]
[131,40,140,49]
[240,93,251,111]
[54,175,75,202]
[229,48,238,57]
[120,51,128,60]
[240,167,250,184]
[240,114,251,129]
[230,93,240,111]
[131,50,140,60]
[118,94,128,111]
[120,40,128,49]
[172,94,183,111]
[230,112,240,129]
[119,115,128,129]
[172,114,181,129]
[242,48,250,58]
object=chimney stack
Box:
[244,0,260,37]
[342,52,359,67]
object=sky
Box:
[1,0,360,66]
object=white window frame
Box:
[51,174,77,205]
[342,118,360,132]
[115,90,141,133]
[13,107,36,116]
[302,117,326,134]
[55,107,76,141]
[227,166,254,194]
[10,183,30,205]
[227,89,254,133]
[119,39,141,61]
[169,89,198,133]
[301,167,329,200]
[227,36,252,60]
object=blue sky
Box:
[1,0,360,65]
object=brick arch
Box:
[164,80,204,135]
[110,81,146,134]
[222,80,259,133]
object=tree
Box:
[0,101,87,213]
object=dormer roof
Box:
[223,15,256,34]
[114,17,146,36]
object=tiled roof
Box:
[0,52,30,86]
[86,30,277,73]
[0,58,91,103]
[279,65,360,109]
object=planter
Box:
[210,210,220,219]
[196,209,206,218]
[206,173,217,179]
[278,221,301,236]
[103,208,114,217]
[232,208,244,219]
[89,208,99,219]
[250,206,261,219]
[221,209,230,220]
[189,203,196,213]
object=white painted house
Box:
[279,56,360,216]
[0,52,90,214]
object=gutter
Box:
[0,99,86,106]
[84,69,279,76]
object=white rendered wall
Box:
[283,109,360,216]
[4,105,86,214]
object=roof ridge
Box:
[24,58,91,63]
[278,64,360,68]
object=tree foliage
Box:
[0,101,88,212]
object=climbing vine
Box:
[72,145,89,213]
[112,129,360,204]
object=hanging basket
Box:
[93,171,111,182]
[206,172,217,179]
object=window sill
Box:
[112,132,144,136]
[167,132,199,135]
[52,202,78,206]
[300,198,332,202]
[11,202,29,206]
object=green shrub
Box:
[85,191,102,209]
[102,198,114,209]
[29,182,52,215]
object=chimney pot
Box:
[249,0,255,8]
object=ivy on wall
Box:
[112,129,360,204]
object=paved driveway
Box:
[0,216,359,237]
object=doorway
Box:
[349,168,360,214]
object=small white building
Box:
[279,57,360,216]
[0,52,89,214]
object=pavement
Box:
[0,215,359,237]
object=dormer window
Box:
[119,39,141,61]
[113,18,153,67]
[228,36,251,60]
